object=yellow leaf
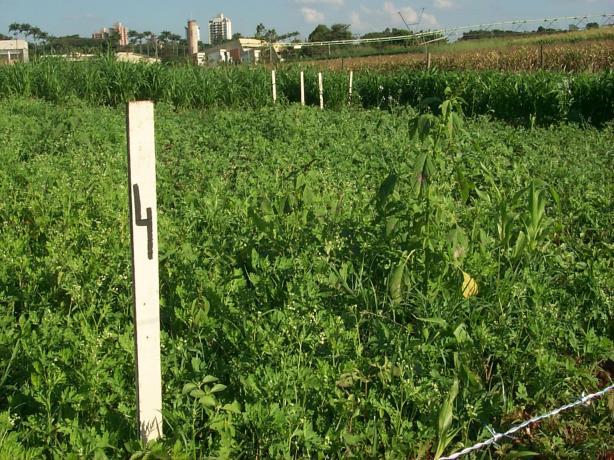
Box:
[462,272,478,298]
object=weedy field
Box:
[0,92,612,459]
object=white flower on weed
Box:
[465,402,478,418]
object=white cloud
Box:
[301,7,325,23]
[388,2,439,28]
[351,2,440,33]
[295,0,344,5]
[350,11,369,30]
[384,1,417,23]
[434,0,454,10]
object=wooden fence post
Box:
[300,71,305,106]
[348,70,353,106]
[126,101,163,444]
[319,72,324,110]
[272,70,277,104]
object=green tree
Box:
[20,23,33,42]
[253,24,298,43]
[106,29,120,51]
[137,32,146,54]
[143,31,153,55]
[8,23,21,38]
[29,26,44,57]
[128,30,140,51]
[308,24,331,42]
[170,33,182,56]
[330,24,352,40]
[362,27,411,39]
[30,26,42,40]
[159,30,183,60]
[308,24,351,42]
[278,31,300,41]
[255,23,266,39]
[38,31,49,55]
[158,30,172,51]
[46,35,101,54]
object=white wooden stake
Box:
[126,101,163,444]
[318,72,324,110]
[272,70,277,104]
[348,70,353,106]
[300,71,305,106]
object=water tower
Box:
[187,20,200,56]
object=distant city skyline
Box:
[1,0,612,40]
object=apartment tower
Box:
[208,13,232,44]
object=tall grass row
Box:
[0,57,612,124]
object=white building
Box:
[0,40,29,63]
[207,49,231,64]
[208,13,232,44]
[240,48,261,65]
[203,38,267,66]
[193,52,207,65]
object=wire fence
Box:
[440,384,614,460]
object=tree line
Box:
[459,23,601,41]
[4,22,197,60]
[4,20,431,58]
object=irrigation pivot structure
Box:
[274,13,614,50]
[399,8,426,29]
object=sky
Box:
[1,0,612,40]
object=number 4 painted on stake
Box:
[132,184,153,260]
[126,101,163,444]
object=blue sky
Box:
[1,0,612,39]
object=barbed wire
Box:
[440,384,614,460]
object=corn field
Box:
[321,41,614,73]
